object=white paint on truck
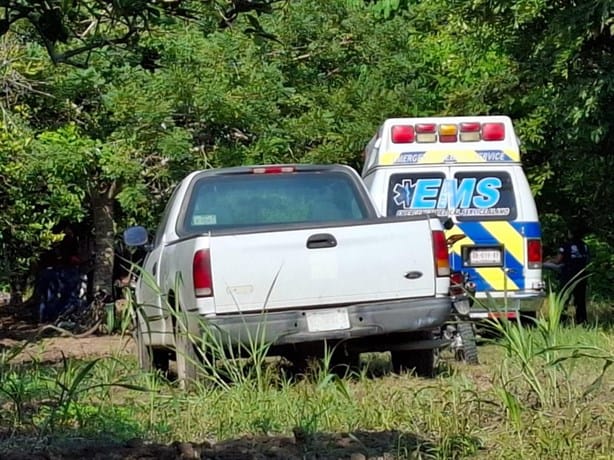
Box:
[126,164,451,366]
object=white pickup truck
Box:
[123,164,451,382]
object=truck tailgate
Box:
[209,220,435,313]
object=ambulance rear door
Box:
[444,164,536,297]
[385,164,540,297]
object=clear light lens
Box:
[453,298,471,316]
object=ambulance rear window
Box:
[453,171,516,221]
[386,171,517,221]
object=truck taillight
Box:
[449,271,464,296]
[193,249,213,297]
[527,238,542,269]
[432,230,450,277]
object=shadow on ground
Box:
[0,429,441,460]
[0,302,42,343]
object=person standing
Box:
[553,224,590,324]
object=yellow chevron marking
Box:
[481,221,524,265]
[478,267,519,291]
[444,229,520,291]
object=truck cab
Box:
[362,116,545,320]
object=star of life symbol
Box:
[392,179,415,208]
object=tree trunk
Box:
[90,187,116,299]
[8,275,24,305]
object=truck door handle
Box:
[306,233,337,249]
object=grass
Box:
[1,294,613,459]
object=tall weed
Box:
[129,264,285,391]
[486,279,613,415]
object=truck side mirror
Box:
[123,226,149,247]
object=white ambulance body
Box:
[362,116,545,319]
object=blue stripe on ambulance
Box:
[510,221,541,238]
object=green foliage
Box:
[0,0,283,65]
[584,235,614,301]
[2,0,614,298]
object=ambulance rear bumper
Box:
[469,290,545,320]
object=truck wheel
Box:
[455,321,479,365]
[391,348,438,378]
[173,313,200,389]
[134,313,169,375]
[329,349,361,377]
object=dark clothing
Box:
[37,266,84,322]
[58,234,80,266]
[558,239,590,324]
[36,230,84,322]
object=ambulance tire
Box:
[455,321,479,365]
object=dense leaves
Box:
[1,0,614,298]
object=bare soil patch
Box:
[1,430,424,460]
[0,303,134,364]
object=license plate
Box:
[306,308,350,332]
[468,248,502,266]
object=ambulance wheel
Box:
[520,312,537,327]
[455,322,479,365]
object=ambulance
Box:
[362,115,545,320]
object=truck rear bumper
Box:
[202,297,451,346]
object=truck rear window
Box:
[183,172,368,232]
[387,171,517,221]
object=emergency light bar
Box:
[391,121,505,144]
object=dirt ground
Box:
[0,303,418,460]
[0,302,135,364]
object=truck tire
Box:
[391,348,438,378]
[391,331,439,378]
[329,348,361,377]
[134,313,169,375]
[456,321,479,365]
[173,312,199,389]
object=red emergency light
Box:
[482,122,505,141]
[391,125,415,143]
[389,121,507,143]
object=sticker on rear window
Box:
[192,214,217,225]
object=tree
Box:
[0,0,283,65]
